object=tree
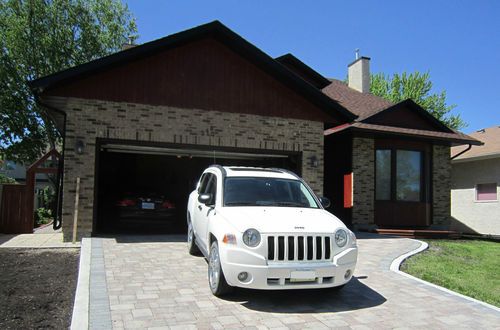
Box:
[0,0,137,164]
[370,72,467,130]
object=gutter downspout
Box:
[33,94,67,230]
[450,144,472,160]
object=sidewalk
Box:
[0,229,80,248]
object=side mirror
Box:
[198,193,214,206]
[319,197,331,208]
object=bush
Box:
[0,174,16,184]
[34,208,53,227]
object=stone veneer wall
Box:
[351,137,375,229]
[58,97,325,241]
[432,145,451,227]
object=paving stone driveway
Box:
[90,234,499,329]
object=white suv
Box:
[187,166,358,296]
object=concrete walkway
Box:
[0,231,80,248]
[77,234,499,329]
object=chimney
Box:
[348,51,370,93]
[122,35,137,51]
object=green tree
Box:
[0,0,137,164]
[370,72,467,130]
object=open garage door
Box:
[94,141,300,235]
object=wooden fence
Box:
[0,184,32,234]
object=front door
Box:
[374,140,431,227]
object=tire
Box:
[208,240,232,296]
[187,217,201,256]
[329,283,346,291]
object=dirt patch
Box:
[0,248,79,329]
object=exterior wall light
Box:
[309,155,319,168]
[75,140,85,155]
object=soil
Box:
[0,249,80,329]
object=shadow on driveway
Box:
[94,234,187,243]
[221,277,386,313]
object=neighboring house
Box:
[451,126,500,236]
[28,21,478,241]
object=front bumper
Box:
[220,246,358,290]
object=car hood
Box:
[216,207,346,234]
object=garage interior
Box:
[95,142,300,235]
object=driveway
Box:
[83,234,500,329]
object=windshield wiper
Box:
[225,201,259,206]
[272,201,306,207]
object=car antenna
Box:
[213,150,217,164]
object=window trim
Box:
[475,183,498,203]
[375,147,426,203]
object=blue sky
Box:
[125,0,500,133]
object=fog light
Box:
[238,272,249,282]
[344,269,352,280]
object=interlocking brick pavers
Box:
[85,234,499,329]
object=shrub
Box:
[0,174,16,184]
[34,208,53,227]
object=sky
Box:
[124,0,500,133]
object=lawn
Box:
[401,239,500,307]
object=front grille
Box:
[267,235,332,262]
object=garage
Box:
[31,22,354,241]
[94,140,300,234]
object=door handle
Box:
[198,205,202,211]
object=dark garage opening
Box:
[95,143,299,235]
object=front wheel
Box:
[208,240,232,296]
[187,217,200,255]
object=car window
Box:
[198,173,209,193]
[205,174,217,199]
[224,177,319,208]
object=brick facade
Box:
[432,145,451,227]
[58,97,324,241]
[351,137,375,229]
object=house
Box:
[451,126,500,236]
[29,21,479,241]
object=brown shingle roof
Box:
[451,126,500,160]
[325,122,482,145]
[322,79,480,146]
[322,79,393,119]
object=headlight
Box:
[242,228,261,247]
[335,229,348,248]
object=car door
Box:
[193,172,217,250]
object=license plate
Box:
[290,271,316,282]
[142,202,155,210]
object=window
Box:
[476,183,497,201]
[396,150,421,201]
[375,148,423,202]
[376,150,391,200]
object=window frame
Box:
[375,146,426,203]
[475,183,498,202]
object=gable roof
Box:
[451,126,500,161]
[322,79,480,145]
[30,20,355,123]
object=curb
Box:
[71,238,91,330]
[390,239,500,313]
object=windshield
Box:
[224,177,319,208]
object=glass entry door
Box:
[374,140,431,227]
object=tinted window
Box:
[376,150,391,200]
[396,150,421,201]
[224,177,318,208]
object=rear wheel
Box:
[187,217,200,255]
[208,240,232,296]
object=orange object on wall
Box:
[344,172,353,208]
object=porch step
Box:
[373,228,461,239]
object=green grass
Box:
[401,239,500,307]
